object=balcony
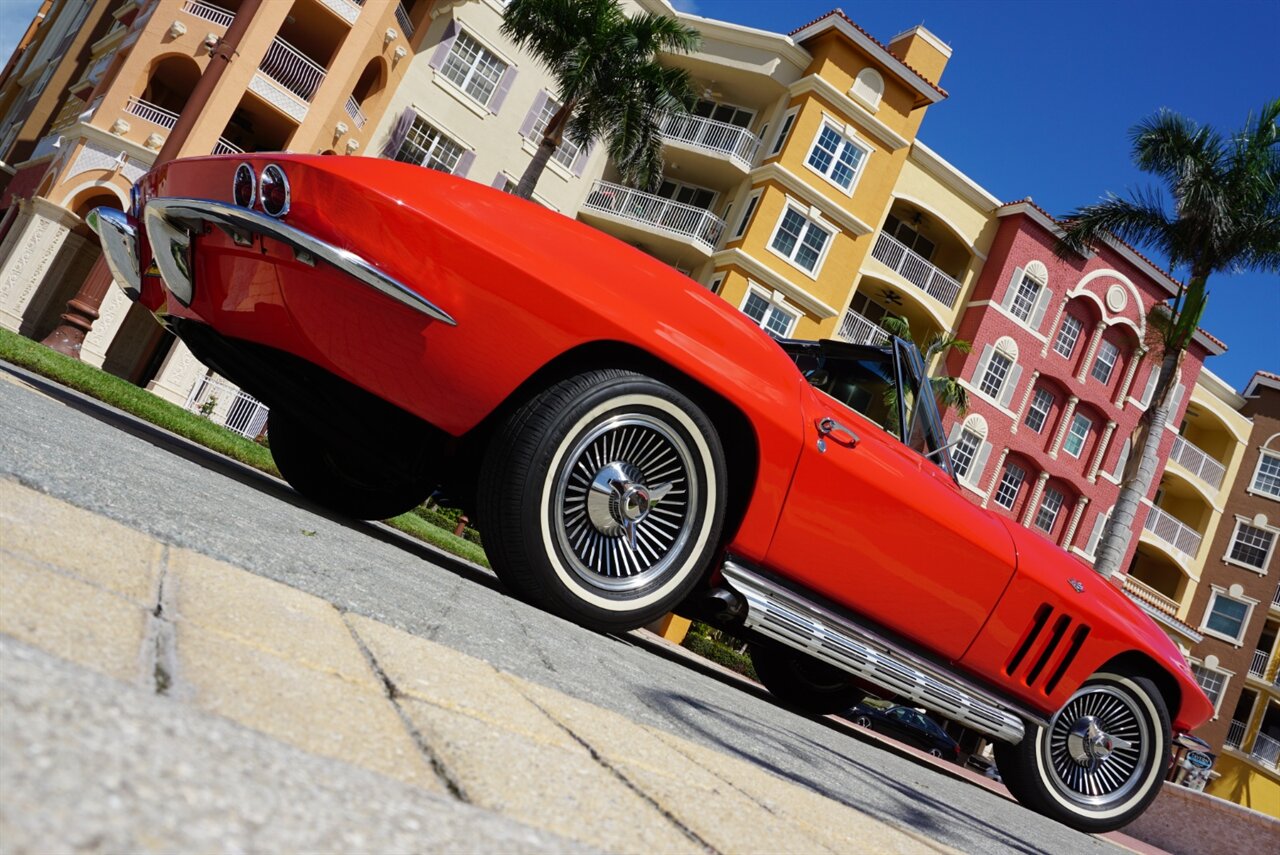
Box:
[579,180,726,258]
[1250,733,1280,769]
[1250,649,1269,679]
[181,0,234,28]
[1168,434,1227,492]
[836,308,890,347]
[124,96,178,130]
[317,0,362,25]
[344,95,367,130]
[1142,503,1203,561]
[212,137,243,155]
[395,2,414,38]
[658,112,761,180]
[1225,719,1247,749]
[251,36,327,122]
[1123,574,1179,618]
[868,231,962,309]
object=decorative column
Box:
[1076,322,1107,382]
[1048,395,1079,458]
[1040,297,1070,357]
[0,197,81,331]
[1087,421,1118,482]
[981,447,1010,508]
[1114,347,1147,408]
[1010,370,1041,434]
[1022,471,1051,527]
[1062,496,1090,548]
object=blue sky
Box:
[3,0,1276,388]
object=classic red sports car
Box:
[91,154,1211,832]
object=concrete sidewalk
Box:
[0,477,956,854]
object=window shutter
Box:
[999,363,1023,408]
[973,344,994,387]
[571,142,594,177]
[380,107,415,159]
[491,172,508,190]
[947,423,961,446]
[1084,512,1107,556]
[1030,287,1052,331]
[488,65,517,115]
[454,150,475,178]
[1169,383,1185,413]
[1140,368,1159,407]
[519,91,548,140]
[428,20,458,70]
[1001,267,1023,310]
[971,441,992,485]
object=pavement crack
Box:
[144,545,177,696]
[339,611,471,804]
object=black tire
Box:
[269,409,432,520]
[478,370,726,632]
[995,672,1171,833]
[855,715,873,728]
[750,643,864,714]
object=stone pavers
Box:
[0,477,954,853]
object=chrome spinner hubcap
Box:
[1045,685,1149,807]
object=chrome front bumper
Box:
[88,199,457,326]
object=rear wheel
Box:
[269,409,433,519]
[750,643,863,715]
[995,672,1170,832]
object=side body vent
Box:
[1005,604,1091,694]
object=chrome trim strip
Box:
[722,560,1042,744]
[144,198,457,325]
[87,207,141,302]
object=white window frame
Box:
[1224,517,1278,573]
[528,95,581,170]
[993,463,1026,511]
[1190,661,1232,718]
[766,203,834,277]
[1034,486,1065,533]
[1063,413,1092,459]
[1091,340,1120,385]
[1024,388,1054,434]
[803,119,872,195]
[1199,587,1257,645]
[740,286,798,338]
[1248,448,1280,501]
[438,30,509,109]
[396,115,467,174]
[1009,273,1043,323]
[1053,314,1083,359]
[950,429,982,482]
[733,192,761,239]
[979,351,1012,399]
[770,109,798,157]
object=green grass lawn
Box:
[0,328,489,567]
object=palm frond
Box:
[1057,192,1175,260]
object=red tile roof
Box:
[788,10,948,99]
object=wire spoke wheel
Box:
[554,415,696,593]
[1043,684,1150,808]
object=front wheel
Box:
[995,672,1170,833]
[479,370,726,632]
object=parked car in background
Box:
[848,703,959,762]
[89,154,1213,833]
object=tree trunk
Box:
[1091,348,1183,578]
[513,99,575,200]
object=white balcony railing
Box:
[1250,648,1270,679]
[1122,574,1179,617]
[212,137,243,155]
[1169,434,1226,491]
[1143,503,1203,559]
[1225,719,1247,749]
[1251,733,1280,769]
[836,309,890,347]
[582,180,726,252]
[344,95,367,130]
[870,231,963,308]
[258,36,327,103]
[185,376,269,439]
[124,96,179,130]
[1273,583,1280,609]
[181,0,234,28]
[658,112,762,170]
[395,2,414,38]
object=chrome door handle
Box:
[816,417,859,448]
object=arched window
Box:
[850,68,884,110]
[1001,260,1052,331]
[973,336,1022,409]
[948,414,992,488]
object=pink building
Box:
[941,200,1223,605]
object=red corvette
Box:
[91,154,1211,832]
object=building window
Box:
[1009,273,1043,322]
[770,110,797,156]
[950,429,982,480]
[979,352,1012,399]
[1251,451,1280,499]
[805,122,870,192]
[440,32,508,107]
[994,463,1025,511]
[733,193,760,238]
[1034,487,1064,533]
[1054,314,1083,359]
[1091,340,1120,384]
[528,97,581,168]
[395,117,466,173]
[741,290,797,338]
[1191,664,1227,713]
[1062,413,1092,458]
[769,207,831,274]
[1201,590,1252,643]
[1227,520,1276,571]
[1024,388,1054,433]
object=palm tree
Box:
[501,0,700,200]
[1057,99,1280,579]
[879,314,972,417]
